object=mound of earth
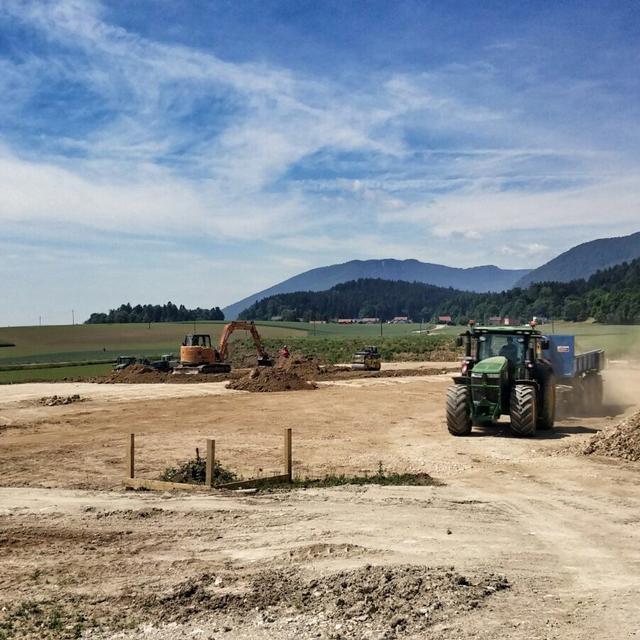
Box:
[583,410,640,462]
[226,367,317,392]
[152,564,509,637]
[278,354,325,379]
[105,364,168,383]
[100,364,235,384]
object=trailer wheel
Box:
[537,376,556,430]
[510,385,537,437]
[446,385,472,436]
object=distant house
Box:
[502,317,520,326]
[359,317,380,324]
[438,315,453,325]
[270,316,283,321]
[338,318,355,324]
[391,316,411,324]
[488,316,520,326]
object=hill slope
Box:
[517,231,640,287]
[241,258,640,325]
[224,259,530,319]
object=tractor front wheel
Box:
[446,385,472,436]
[510,384,537,437]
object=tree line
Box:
[239,258,640,325]
[85,302,224,324]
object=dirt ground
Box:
[1,364,639,639]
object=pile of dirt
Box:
[226,367,317,392]
[99,364,237,384]
[38,394,84,406]
[104,364,169,383]
[154,564,509,637]
[278,354,325,379]
[583,410,640,462]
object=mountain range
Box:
[223,260,530,319]
[224,231,640,319]
[516,231,640,288]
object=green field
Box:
[0,320,638,383]
[541,321,640,360]
[0,363,113,384]
[0,322,308,366]
[0,321,442,366]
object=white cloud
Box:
[1,0,639,325]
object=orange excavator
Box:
[173,321,273,374]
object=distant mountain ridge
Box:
[223,258,530,319]
[517,231,640,288]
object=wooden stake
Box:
[206,438,216,488]
[126,433,135,479]
[284,428,292,482]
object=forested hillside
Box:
[517,231,640,287]
[223,258,530,318]
[85,302,224,324]
[240,259,640,324]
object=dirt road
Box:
[1,368,639,639]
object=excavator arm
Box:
[218,321,272,365]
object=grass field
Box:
[542,321,640,360]
[0,363,113,384]
[0,320,638,383]
[0,321,441,366]
[0,322,308,366]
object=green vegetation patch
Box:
[235,334,455,365]
[0,363,113,384]
[289,470,441,489]
[160,454,237,485]
[0,600,96,640]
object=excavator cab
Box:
[183,334,212,348]
[174,323,272,375]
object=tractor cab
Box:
[457,325,550,379]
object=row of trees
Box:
[85,302,224,324]
[240,259,640,325]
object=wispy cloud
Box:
[0,0,638,323]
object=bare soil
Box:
[226,367,317,392]
[583,409,640,461]
[0,364,639,639]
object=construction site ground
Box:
[1,363,639,639]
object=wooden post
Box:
[284,428,292,482]
[205,439,216,488]
[126,433,135,479]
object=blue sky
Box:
[1,0,639,325]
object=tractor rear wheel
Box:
[510,384,537,437]
[446,385,472,436]
[537,376,556,430]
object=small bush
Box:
[160,452,237,485]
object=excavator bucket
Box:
[257,356,273,367]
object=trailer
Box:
[543,335,605,415]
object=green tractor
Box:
[446,323,556,437]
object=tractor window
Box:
[477,335,525,363]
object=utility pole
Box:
[39,315,42,327]
[72,309,75,326]
[380,319,383,338]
